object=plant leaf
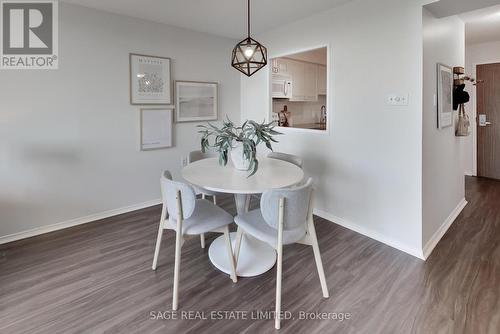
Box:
[248,158,259,177]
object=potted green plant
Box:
[198,118,282,176]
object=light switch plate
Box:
[387,94,409,106]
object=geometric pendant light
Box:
[231,0,268,77]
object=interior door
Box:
[477,63,500,180]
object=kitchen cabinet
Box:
[272,58,322,102]
[303,63,318,101]
[272,58,290,76]
[287,59,305,101]
[317,65,327,95]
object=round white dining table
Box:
[182,157,304,277]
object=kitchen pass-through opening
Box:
[270,46,328,132]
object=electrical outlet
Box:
[181,157,188,167]
[387,94,409,106]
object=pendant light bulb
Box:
[244,46,254,59]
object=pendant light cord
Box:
[247,0,250,38]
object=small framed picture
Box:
[140,108,173,150]
[437,63,453,129]
[175,81,218,122]
[130,54,172,105]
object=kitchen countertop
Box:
[291,123,326,130]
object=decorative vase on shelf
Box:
[230,141,251,171]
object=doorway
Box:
[458,3,500,178]
[476,62,500,180]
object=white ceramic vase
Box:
[230,141,251,171]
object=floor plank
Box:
[0,177,499,333]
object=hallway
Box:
[414,176,500,333]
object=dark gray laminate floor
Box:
[1,177,499,333]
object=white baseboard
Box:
[2,198,468,260]
[422,198,467,259]
[314,209,425,260]
[0,199,162,245]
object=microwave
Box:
[272,76,293,99]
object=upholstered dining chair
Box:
[152,171,237,310]
[267,151,303,169]
[233,178,328,329]
[188,150,223,249]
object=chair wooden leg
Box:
[234,227,243,265]
[152,206,167,270]
[308,219,329,298]
[275,198,285,330]
[223,226,238,283]
[152,221,164,270]
[172,230,183,310]
[200,234,205,249]
[172,191,184,311]
[275,241,283,329]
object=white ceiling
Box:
[425,0,500,18]
[460,5,500,45]
[424,0,500,45]
[284,47,327,65]
[61,0,352,39]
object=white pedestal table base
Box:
[208,232,277,277]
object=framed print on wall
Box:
[437,63,453,129]
[140,108,173,150]
[130,54,172,105]
[175,81,218,122]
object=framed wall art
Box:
[140,108,173,150]
[437,63,453,129]
[130,54,171,105]
[175,81,218,122]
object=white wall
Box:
[422,9,466,256]
[241,0,426,257]
[0,3,240,241]
[464,40,500,176]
